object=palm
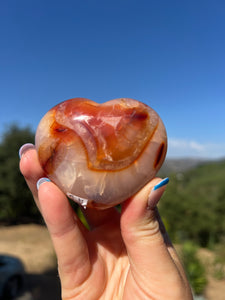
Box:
[72,221,128,300]
[65,217,149,300]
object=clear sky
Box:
[1,0,225,159]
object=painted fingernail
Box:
[153,177,169,191]
[37,177,51,190]
[19,143,35,158]
[147,178,169,209]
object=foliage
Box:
[159,160,225,247]
[181,241,207,295]
[0,124,41,223]
[76,206,89,229]
[212,259,225,280]
[212,240,225,280]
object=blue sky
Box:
[1,0,225,159]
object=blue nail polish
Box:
[37,177,51,190]
[153,177,169,191]
[19,143,35,158]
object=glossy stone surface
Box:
[35,98,167,208]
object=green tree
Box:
[0,124,41,223]
[159,160,225,247]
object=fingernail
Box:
[147,178,169,209]
[37,177,51,190]
[153,177,169,191]
[19,143,35,158]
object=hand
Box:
[19,144,193,300]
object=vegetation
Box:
[211,240,225,280]
[180,241,207,295]
[0,124,41,224]
[159,160,225,247]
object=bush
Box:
[212,241,225,280]
[181,241,207,295]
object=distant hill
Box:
[158,158,219,176]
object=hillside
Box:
[158,158,225,247]
[158,157,225,177]
[158,158,211,176]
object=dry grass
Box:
[0,224,56,273]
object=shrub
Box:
[181,241,207,295]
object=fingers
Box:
[19,144,91,288]
[37,179,91,289]
[120,178,189,291]
[19,144,45,210]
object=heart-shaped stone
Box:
[35,98,167,209]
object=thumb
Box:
[121,178,177,280]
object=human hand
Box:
[19,144,193,300]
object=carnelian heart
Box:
[35,98,167,209]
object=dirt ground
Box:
[0,224,225,300]
[0,224,60,300]
[197,248,225,300]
